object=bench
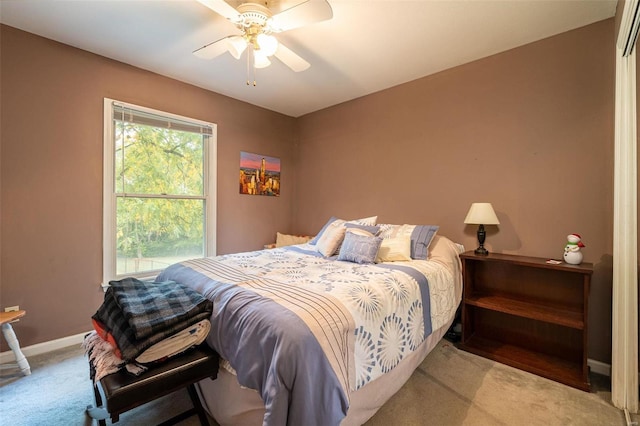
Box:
[87,345,219,425]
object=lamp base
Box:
[475,224,489,255]
[474,247,489,255]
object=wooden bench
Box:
[87,345,219,425]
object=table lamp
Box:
[464,203,500,255]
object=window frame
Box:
[102,98,217,286]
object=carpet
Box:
[365,340,632,426]
[0,339,635,425]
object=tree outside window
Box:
[104,100,216,283]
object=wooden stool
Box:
[87,345,219,425]
[0,310,31,376]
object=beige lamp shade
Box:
[464,203,500,225]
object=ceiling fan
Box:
[194,0,333,84]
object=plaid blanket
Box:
[92,278,213,362]
[110,277,212,341]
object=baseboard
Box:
[588,358,611,376]
[0,331,90,364]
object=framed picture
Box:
[239,151,280,196]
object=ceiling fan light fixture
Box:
[227,36,247,59]
[254,50,271,69]
[257,33,278,57]
[196,0,334,82]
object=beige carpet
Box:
[0,339,636,425]
[366,340,633,426]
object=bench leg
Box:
[187,383,210,426]
[86,405,109,426]
[86,381,108,426]
[1,322,31,375]
[156,384,209,426]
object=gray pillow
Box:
[337,232,383,264]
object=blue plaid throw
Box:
[92,278,212,362]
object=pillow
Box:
[310,216,341,245]
[344,223,380,237]
[376,236,412,262]
[315,221,347,257]
[352,216,378,226]
[275,232,312,248]
[410,225,439,260]
[310,216,378,244]
[337,232,383,264]
[377,223,405,239]
[377,223,439,260]
[333,224,379,256]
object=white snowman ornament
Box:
[563,234,585,265]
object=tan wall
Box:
[295,19,615,363]
[0,25,297,348]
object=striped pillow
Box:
[377,224,439,260]
[310,216,378,244]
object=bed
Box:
[155,221,463,426]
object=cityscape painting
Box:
[239,151,281,196]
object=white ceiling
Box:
[0,0,617,117]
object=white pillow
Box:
[376,236,412,262]
[346,227,375,238]
[310,215,377,244]
[275,232,312,248]
[353,216,377,226]
[315,222,347,257]
[377,223,439,260]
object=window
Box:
[103,99,216,285]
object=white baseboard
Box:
[0,331,90,364]
[588,358,611,376]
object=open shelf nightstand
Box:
[458,251,593,391]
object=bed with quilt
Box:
[155,218,463,426]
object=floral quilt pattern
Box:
[212,243,457,390]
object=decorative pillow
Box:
[315,221,347,257]
[377,223,404,239]
[337,232,383,264]
[352,216,378,226]
[275,232,312,248]
[344,223,380,236]
[376,236,412,262]
[310,216,378,244]
[310,216,341,245]
[376,223,439,260]
[410,225,439,260]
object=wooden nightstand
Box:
[458,251,593,391]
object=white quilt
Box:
[197,235,461,391]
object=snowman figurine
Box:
[563,234,585,265]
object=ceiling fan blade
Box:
[193,36,232,60]
[274,43,310,72]
[270,0,333,32]
[197,0,240,21]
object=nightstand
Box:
[458,251,593,391]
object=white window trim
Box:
[102,98,217,287]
